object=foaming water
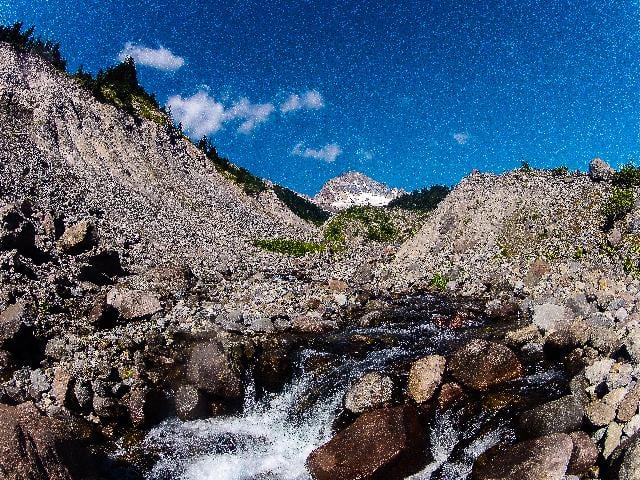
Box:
[137,308,564,480]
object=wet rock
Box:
[473,433,573,480]
[186,341,244,401]
[437,382,465,410]
[518,395,584,437]
[307,405,426,480]
[106,287,162,320]
[344,372,394,413]
[543,329,581,360]
[448,339,523,391]
[407,355,446,404]
[255,337,295,392]
[175,385,209,421]
[0,402,84,478]
[589,157,614,182]
[532,303,571,333]
[291,313,338,333]
[567,431,598,475]
[58,220,96,254]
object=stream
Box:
[117,294,570,480]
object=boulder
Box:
[106,287,162,320]
[532,303,571,333]
[175,385,209,421]
[57,220,96,254]
[186,341,244,401]
[143,263,194,299]
[407,355,446,404]
[0,302,31,348]
[437,382,465,410]
[448,339,523,391]
[92,396,125,420]
[518,395,584,437]
[589,157,614,182]
[344,372,394,414]
[307,405,426,480]
[473,433,573,480]
[0,402,84,479]
[618,383,640,422]
[567,431,598,475]
[124,387,164,428]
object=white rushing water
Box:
[138,319,556,480]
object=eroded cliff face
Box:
[0,42,317,279]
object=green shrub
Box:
[324,206,397,245]
[520,161,533,173]
[387,185,450,211]
[429,273,448,291]
[273,185,330,225]
[253,238,325,256]
[74,58,166,125]
[550,165,569,176]
[601,187,634,223]
[196,136,266,195]
[613,164,640,188]
[0,22,66,71]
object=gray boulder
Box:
[106,287,162,320]
[407,355,446,404]
[589,157,614,182]
[344,372,394,413]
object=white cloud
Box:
[118,42,185,71]
[224,98,275,133]
[167,91,275,137]
[280,90,324,113]
[167,92,225,138]
[292,143,342,163]
[453,132,469,145]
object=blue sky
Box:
[1,0,639,195]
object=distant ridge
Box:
[313,171,405,211]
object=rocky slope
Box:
[313,171,405,211]
[0,42,317,281]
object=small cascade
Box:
[128,296,569,480]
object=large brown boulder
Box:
[0,402,85,479]
[518,395,584,437]
[473,433,573,480]
[448,339,523,391]
[186,341,244,401]
[567,431,598,475]
[306,405,426,480]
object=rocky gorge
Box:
[0,38,640,480]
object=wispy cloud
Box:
[292,143,342,162]
[453,132,469,145]
[118,42,184,71]
[167,91,275,136]
[280,90,324,113]
[225,98,275,133]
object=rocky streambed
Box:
[97,293,602,480]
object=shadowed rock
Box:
[307,405,426,480]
